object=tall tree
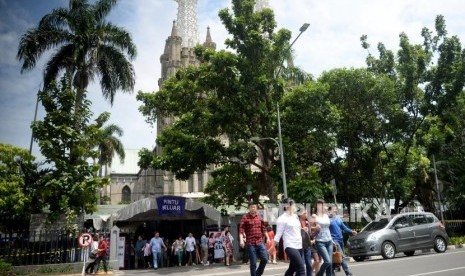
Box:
[17,0,136,109]
[280,81,336,203]
[320,68,398,206]
[32,77,108,223]
[361,15,465,212]
[138,0,296,205]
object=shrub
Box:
[449,236,465,246]
[0,259,15,276]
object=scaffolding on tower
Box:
[254,0,271,11]
[174,0,199,47]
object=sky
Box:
[1,0,464,160]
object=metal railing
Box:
[444,220,465,237]
[0,229,109,266]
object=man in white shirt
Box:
[185,232,197,265]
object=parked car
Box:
[347,212,448,261]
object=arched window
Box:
[122,186,131,203]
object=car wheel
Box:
[353,256,366,262]
[381,241,396,259]
[433,236,447,253]
[404,251,415,256]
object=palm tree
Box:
[17,0,136,109]
[95,112,125,177]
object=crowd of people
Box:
[93,199,357,276]
[122,228,236,271]
[240,199,357,276]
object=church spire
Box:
[205,26,212,43]
[170,20,178,37]
[203,26,216,50]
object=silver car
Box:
[347,212,448,261]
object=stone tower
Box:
[154,0,216,197]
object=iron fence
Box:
[0,229,109,266]
[444,220,465,237]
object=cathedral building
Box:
[103,0,271,205]
[105,0,217,205]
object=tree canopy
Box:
[17,0,136,106]
[138,0,295,206]
[138,5,464,215]
[32,77,109,223]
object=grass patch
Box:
[449,236,465,246]
[11,264,73,275]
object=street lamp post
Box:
[275,23,310,199]
[29,93,40,154]
[433,155,445,223]
[276,104,287,198]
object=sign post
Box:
[78,233,93,276]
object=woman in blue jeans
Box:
[275,198,305,276]
[313,199,333,276]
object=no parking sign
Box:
[78,233,93,247]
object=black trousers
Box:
[284,247,305,276]
[85,260,95,274]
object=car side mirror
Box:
[394,224,404,230]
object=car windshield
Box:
[363,218,390,232]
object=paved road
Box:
[107,248,465,276]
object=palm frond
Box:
[98,22,137,59]
[94,0,118,22]
[97,45,135,103]
[17,27,73,73]
[43,44,76,87]
[103,124,124,137]
[38,8,70,29]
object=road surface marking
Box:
[406,266,465,276]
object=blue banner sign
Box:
[157,196,186,215]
